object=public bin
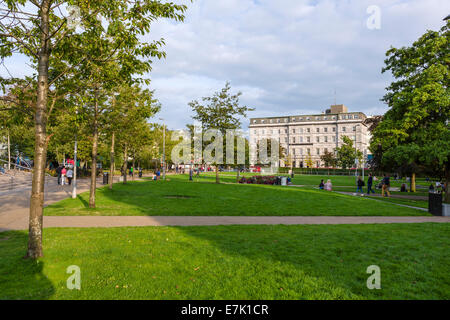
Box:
[428,192,442,216]
[103,172,109,185]
[281,176,287,186]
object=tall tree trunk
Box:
[410,173,416,193]
[27,1,50,259]
[123,143,128,184]
[89,88,99,208]
[109,132,115,190]
[236,167,240,182]
[215,165,219,184]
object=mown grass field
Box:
[44,174,427,216]
[1,223,448,300]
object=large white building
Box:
[249,105,372,168]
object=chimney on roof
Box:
[330,104,348,114]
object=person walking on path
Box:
[56,165,62,185]
[381,174,391,197]
[61,166,67,186]
[356,176,365,194]
[66,168,73,185]
[367,173,375,194]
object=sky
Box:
[145,0,449,130]
[1,0,449,131]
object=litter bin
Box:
[103,172,109,185]
[428,192,442,216]
[281,176,287,186]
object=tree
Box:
[321,150,337,168]
[0,1,188,259]
[371,22,450,201]
[336,136,363,170]
[189,82,254,183]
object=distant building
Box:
[249,105,373,168]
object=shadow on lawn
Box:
[0,231,55,300]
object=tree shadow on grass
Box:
[0,231,55,300]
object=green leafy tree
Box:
[336,136,363,170]
[0,0,188,259]
[371,22,450,201]
[321,150,337,168]
[189,82,254,183]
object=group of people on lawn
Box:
[318,173,393,197]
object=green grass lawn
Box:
[44,175,427,216]
[1,223,448,300]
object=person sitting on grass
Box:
[324,179,332,191]
[401,183,407,192]
[319,179,324,190]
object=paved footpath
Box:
[1,176,449,233]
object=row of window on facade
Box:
[252,114,360,124]
[253,135,355,144]
[253,126,359,135]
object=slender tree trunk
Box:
[109,132,115,190]
[123,143,128,184]
[89,88,99,208]
[410,173,416,193]
[27,1,50,259]
[236,168,240,182]
[215,165,219,184]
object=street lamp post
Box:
[72,109,78,199]
[159,118,166,180]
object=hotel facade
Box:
[249,105,372,168]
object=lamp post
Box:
[159,118,166,180]
[354,124,360,183]
[72,109,78,199]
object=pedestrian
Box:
[324,179,332,191]
[61,166,67,186]
[129,167,133,177]
[357,176,365,194]
[381,174,391,197]
[400,183,407,192]
[56,165,62,185]
[67,167,73,185]
[367,173,375,194]
[319,179,324,190]
[156,169,161,180]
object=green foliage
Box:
[336,136,362,169]
[320,150,338,168]
[371,21,450,201]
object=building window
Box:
[353,126,356,131]
[348,115,353,119]
[307,137,311,143]
[299,136,303,143]
[299,128,303,134]
[316,136,320,143]
[307,148,311,155]
[316,128,320,133]
[277,119,280,123]
[333,136,336,142]
[285,129,288,134]
[324,148,328,153]
[332,127,336,132]
[293,137,296,143]
[354,115,359,119]
[324,136,328,143]
[332,116,336,120]
[306,117,310,121]
[316,148,320,155]
[285,137,288,143]
[292,129,296,134]
[262,130,265,134]
[324,127,327,133]
[342,127,346,132]
[253,130,257,134]
[307,128,311,133]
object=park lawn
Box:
[44,176,427,216]
[0,223,448,300]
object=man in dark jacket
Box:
[55,165,62,185]
[367,173,375,194]
[357,176,365,194]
